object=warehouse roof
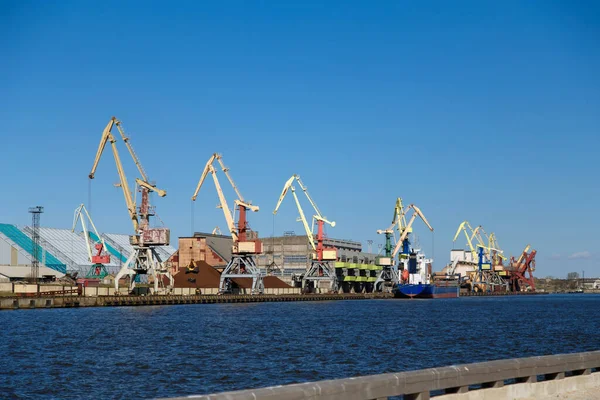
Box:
[37,227,122,269]
[0,224,66,273]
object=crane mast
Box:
[88,117,173,294]
[273,174,338,293]
[192,153,263,294]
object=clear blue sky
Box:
[1,1,598,278]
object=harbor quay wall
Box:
[0,292,393,310]
[159,350,600,400]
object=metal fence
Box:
[160,350,600,400]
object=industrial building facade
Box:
[258,234,379,275]
[2,222,377,282]
[167,232,379,277]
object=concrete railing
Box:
[161,350,600,400]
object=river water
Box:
[1,294,599,399]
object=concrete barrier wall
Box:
[0,282,13,293]
[5,284,78,295]
[439,371,600,400]
[14,284,38,293]
[159,351,600,400]
[39,285,75,293]
[83,286,118,297]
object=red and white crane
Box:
[89,117,172,293]
[192,153,263,294]
[273,174,337,292]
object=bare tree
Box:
[567,272,580,280]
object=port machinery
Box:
[89,117,173,293]
[192,153,264,294]
[450,221,507,292]
[72,203,110,279]
[508,245,537,292]
[449,221,536,292]
[374,198,434,291]
[273,174,338,293]
[374,197,406,292]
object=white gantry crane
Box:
[72,203,111,279]
[273,174,338,293]
[192,153,263,294]
[89,117,173,294]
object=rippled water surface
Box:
[1,294,599,399]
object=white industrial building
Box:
[0,223,176,278]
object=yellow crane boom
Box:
[394,198,409,234]
[377,197,409,242]
[453,220,479,258]
[191,153,258,242]
[88,117,166,233]
[273,174,335,252]
[470,225,488,247]
[391,204,434,258]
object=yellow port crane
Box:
[391,204,434,259]
[453,221,481,261]
[192,153,263,294]
[88,116,172,293]
[374,199,432,291]
[376,198,409,245]
[273,174,337,292]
